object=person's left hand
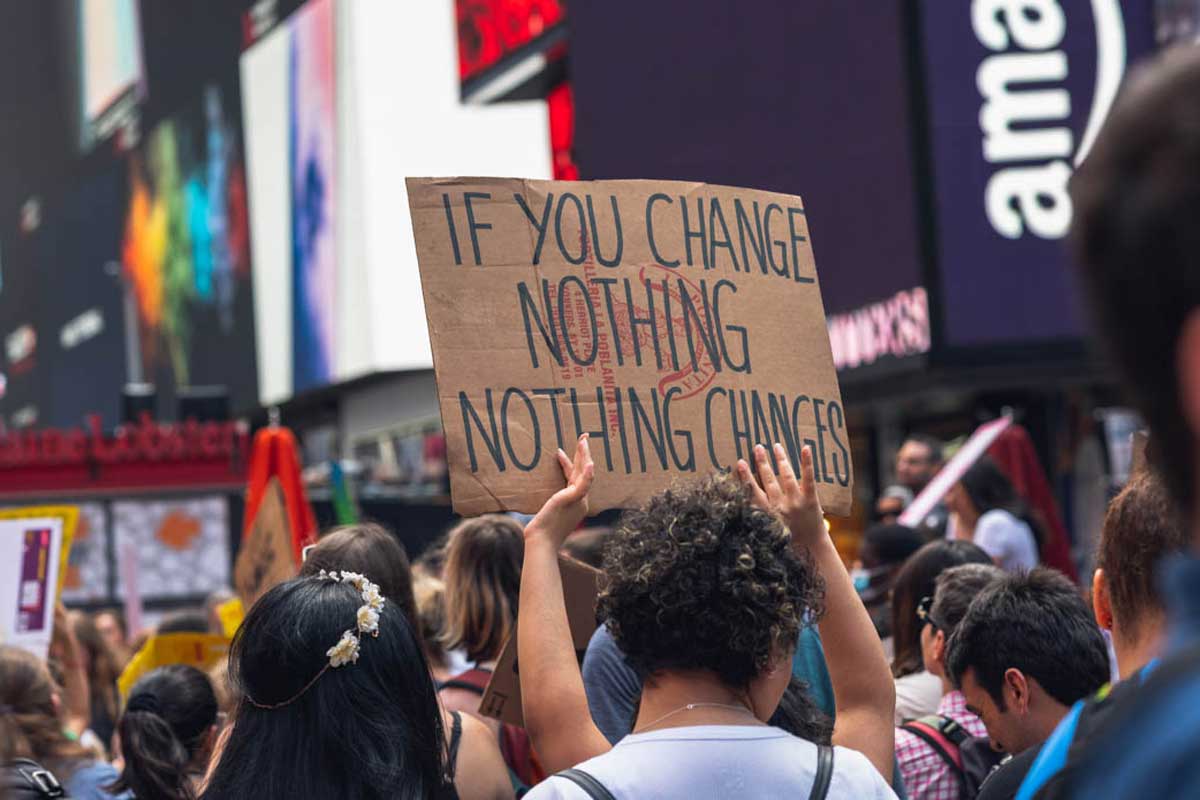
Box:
[736,442,827,550]
[524,434,595,549]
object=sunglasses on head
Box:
[916,595,942,631]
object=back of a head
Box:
[114,665,217,800]
[1098,471,1189,639]
[890,539,993,677]
[201,576,445,800]
[959,457,1020,515]
[158,611,210,635]
[930,563,1005,633]
[947,568,1109,708]
[599,474,825,689]
[1070,46,1200,517]
[0,645,87,770]
[412,573,449,669]
[861,523,927,569]
[441,514,524,664]
[300,523,418,629]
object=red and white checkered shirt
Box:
[895,690,988,800]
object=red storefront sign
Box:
[0,413,249,496]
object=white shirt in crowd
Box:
[972,509,1038,572]
[893,669,942,725]
[945,508,1039,572]
[525,725,897,799]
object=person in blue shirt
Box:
[1040,44,1200,799]
[1014,470,1188,799]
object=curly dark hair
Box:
[598,474,826,689]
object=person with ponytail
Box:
[110,665,218,800]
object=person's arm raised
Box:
[50,604,92,738]
[518,435,611,773]
[737,443,896,782]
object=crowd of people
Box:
[3,42,1200,800]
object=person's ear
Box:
[932,629,948,671]
[1093,568,1114,631]
[1178,309,1200,443]
[1004,668,1030,714]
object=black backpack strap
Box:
[445,711,464,782]
[808,745,835,800]
[557,768,617,800]
[436,679,486,695]
[8,760,66,798]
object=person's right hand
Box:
[736,443,827,550]
[524,434,595,550]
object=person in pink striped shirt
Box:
[895,564,1004,800]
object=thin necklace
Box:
[635,701,757,733]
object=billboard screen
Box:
[918,0,1156,348]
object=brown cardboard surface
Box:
[408,177,852,516]
[233,478,297,609]
[479,555,601,727]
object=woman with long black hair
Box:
[200,575,455,800]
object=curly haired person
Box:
[517,437,897,799]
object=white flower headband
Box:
[245,570,386,711]
[318,569,385,667]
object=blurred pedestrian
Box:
[854,523,927,648]
[875,485,914,526]
[944,457,1041,572]
[891,540,992,724]
[436,515,540,787]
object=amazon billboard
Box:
[919,0,1155,349]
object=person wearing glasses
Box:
[895,564,1003,799]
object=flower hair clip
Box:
[246,571,388,711]
[317,570,385,667]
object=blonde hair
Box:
[440,515,524,663]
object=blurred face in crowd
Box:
[874,495,905,525]
[95,611,125,653]
[959,667,1038,754]
[897,441,939,493]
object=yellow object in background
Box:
[0,505,79,600]
[215,597,245,638]
[118,632,230,700]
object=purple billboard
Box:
[919,0,1155,348]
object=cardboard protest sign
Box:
[0,507,78,660]
[480,555,600,727]
[407,177,852,515]
[234,478,297,609]
[898,416,1012,528]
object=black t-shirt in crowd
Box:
[976,745,1042,800]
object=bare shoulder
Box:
[452,711,513,800]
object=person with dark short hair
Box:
[896,562,1004,800]
[855,523,928,646]
[1033,44,1200,799]
[945,569,1109,799]
[1014,470,1189,799]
